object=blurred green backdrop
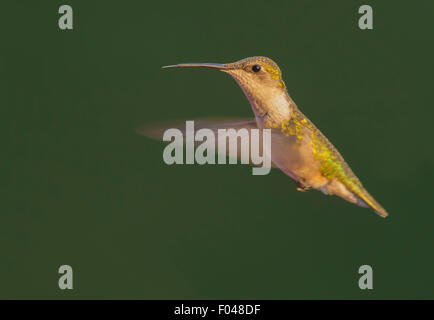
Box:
[1,0,433,299]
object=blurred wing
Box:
[137,117,276,168]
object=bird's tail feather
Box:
[354,189,389,218]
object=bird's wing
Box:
[137,117,277,168]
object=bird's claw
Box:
[295,181,310,192]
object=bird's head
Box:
[162,56,286,98]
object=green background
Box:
[1,0,433,299]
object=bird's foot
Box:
[295,181,310,192]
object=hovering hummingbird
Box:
[140,56,388,218]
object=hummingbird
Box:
[141,56,388,218]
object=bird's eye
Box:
[252,64,261,73]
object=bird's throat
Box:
[248,89,293,129]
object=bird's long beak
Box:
[162,63,228,70]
